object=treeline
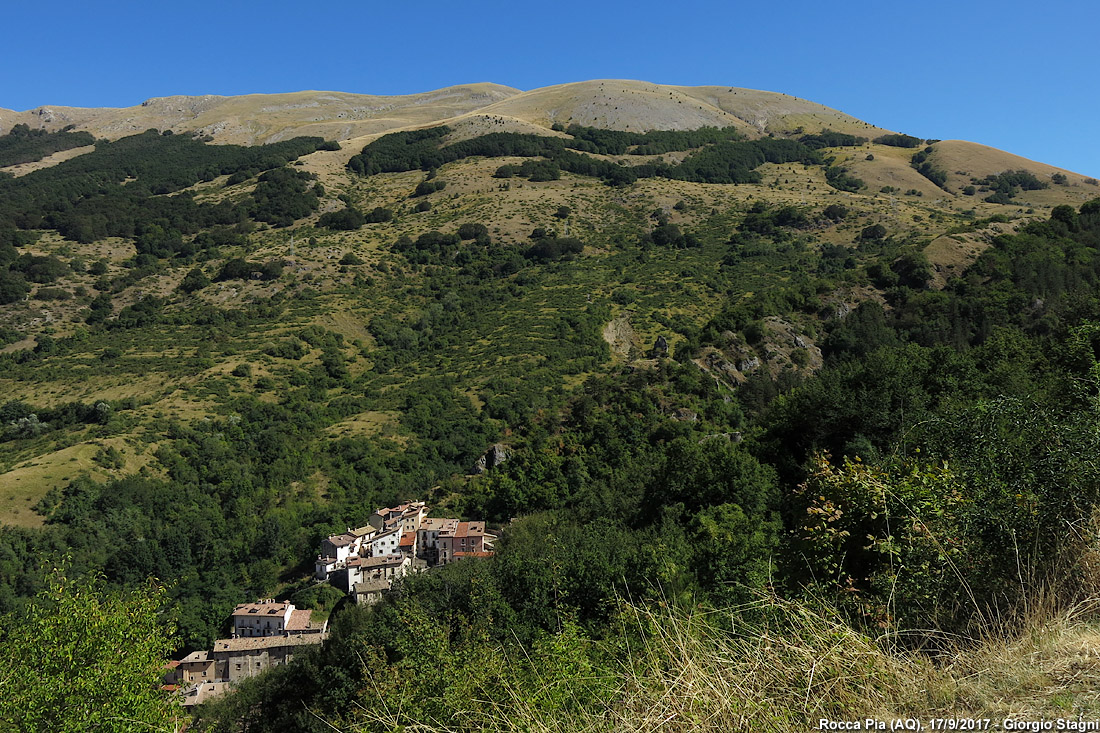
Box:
[348,125,823,186]
[911,146,948,189]
[874,133,923,148]
[0,130,328,246]
[0,123,96,167]
[565,123,744,155]
[798,130,867,149]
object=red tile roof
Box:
[284,609,316,632]
[232,601,290,617]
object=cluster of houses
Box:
[166,599,329,707]
[166,502,495,707]
[314,501,496,605]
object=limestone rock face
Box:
[651,335,669,358]
[473,443,511,474]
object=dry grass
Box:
[0,144,94,177]
[348,586,1100,733]
[0,442,104,527]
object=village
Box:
[165,502,496,707]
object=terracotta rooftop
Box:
[399,531,415,547]
[360,554,406,569]
[284,608,318,632]
[445,521,487,538]
[354,578,390,594]
[420,517,458,532]
[232,601,291,617]
[325,533,357,547]
[213,634,327,653]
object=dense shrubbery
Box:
[799,130,867,149]
[216,258,283,281]
[824,165,865,192]
[250,168,321,226]
[0,124,96,167]
[364,206,393,223]
[318,207,365,230]
[0,130,328,248]
[525,236,585,262]
[911,146,948,189]
[412,179,446,197]
[348,125,822,187]
[980,169,1047,203]
[874,133,923,148]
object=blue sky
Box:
[3,0,1097,176]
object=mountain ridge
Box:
[2,80,1092,191]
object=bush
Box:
[365,207,393,223]
[525,237,585,262]
[825,166,864,192]
[216,258,252,281]
[11,254,68,283]
[413,180,446,197]
[859,224,887,241]
[318,207,365,231]
[177,268,210,293]
[0,271,29,304]
[33,287,71,301]
[458,223,489,240]
[873,133,922,148]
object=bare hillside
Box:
[0,84,521,145]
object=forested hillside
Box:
[1,114,1099,730]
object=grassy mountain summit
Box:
[3,81,1100,728]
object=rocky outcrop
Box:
[473,443,511,474]
[650,335,669,358]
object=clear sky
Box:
[3,0,1097,177]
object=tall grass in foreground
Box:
[343,586,1100,733]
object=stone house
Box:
[416,517,458,564]
[437,521,496,565]
[177,650,217,686]
[352,577,390,606]
[365,527,402,557]
[369,502,427,533]
[210,633,328,683]
[231,599,323,638]
[333,553,411,592]
[321,532,361,563]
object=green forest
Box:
[0,121,1098,730]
